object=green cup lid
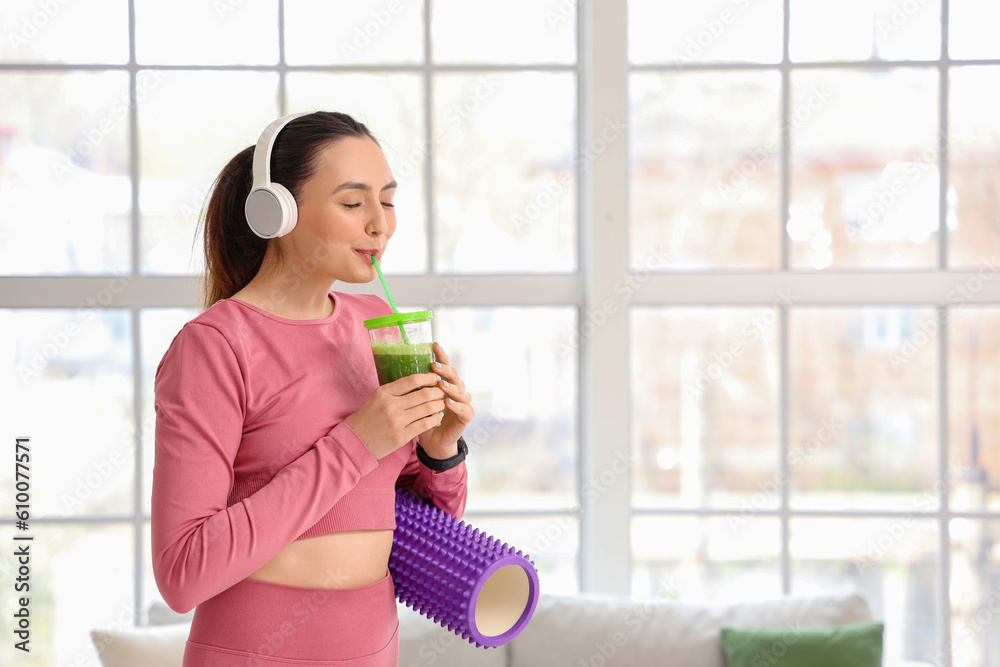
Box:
[363,310,433,330]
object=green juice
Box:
[371,341,434,385]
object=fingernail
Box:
[443,380,449,388]
[435,361,442,369]
[434,374,441,381]
[439,411,444,418]
[448,398,454,405]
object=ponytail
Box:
[198,146,267,310]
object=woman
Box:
[151,111,473,666]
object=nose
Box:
[366,205,389,237]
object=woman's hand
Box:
[344,372,446,460]
[417,342,474,459]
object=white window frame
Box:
[2,4,999,662]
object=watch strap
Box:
[416,436,468,472]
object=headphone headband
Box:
[251,112,307,189]
[245,112,308,239]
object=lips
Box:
[354,248,382,263]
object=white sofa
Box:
[91,590,872,667]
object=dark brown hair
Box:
[197,111,378,311]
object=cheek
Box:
[322,207,356,237]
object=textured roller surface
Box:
[390,488,540,649]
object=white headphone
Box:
[245,112,308,239]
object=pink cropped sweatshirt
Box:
[150,290,467,614]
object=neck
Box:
[242,248,335,320]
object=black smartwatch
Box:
[416,436,468,472]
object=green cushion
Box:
[720,621,884,667]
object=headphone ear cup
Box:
[245,184,297,238]
[269,182,298,237]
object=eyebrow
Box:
[332,180,397,194]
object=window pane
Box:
[286,73,427,274]
[138,71,280,274]
[433,72,576,273]
[632,308,779,509]
[789,308,938,510]
[950,518,1000,667]
[285,0,424,65]
[630,72,780,270]
[431,0,575,64]
[789,0,941,62]
[467,515,578,596]
[631,517,781,603]
[628,0,782,65]
[0,309,133,517]
[0,523,133,667]
[948,66,1000,268]
[0,71,131,275]
[430,307,577,511]
[789,69,939,270]
[0,0,129,63]
[948,308,1000,512]
[791,517,941,663]
[141,309,197,515]
[135,0,279,65]
[949,0,1000,60]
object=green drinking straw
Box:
[370,253,410,344]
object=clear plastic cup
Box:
[363,311,434,386]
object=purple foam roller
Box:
[390,488,540,649]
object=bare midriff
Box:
[247,529,395,588]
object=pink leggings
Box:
[183,568,399,666]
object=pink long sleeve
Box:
[396,442,468,520]
[150,321,379,614]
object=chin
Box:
[337,269,378,285]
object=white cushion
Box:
[90,624,189,667]
[397,603,509,667]
[509,591,872,667]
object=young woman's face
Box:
[288,136,397,284]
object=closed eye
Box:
[381,202,395,208]
[343,203,362,209]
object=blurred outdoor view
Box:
[1,0,999,666]
[627,0,1000,665]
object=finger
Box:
[404,411,445,442]
[442,382,471,402]
[395,386,446,417]
[389,372,442,396]
[430,360,466,392]
[434,364,461,389]
[432,342,450,366]
[444,395,469,412]
[407,398,445,418]
[445,397,474,423]
[444,392,473,414]
[440,381,468,402]
[406,385,447,408]
[406,403,445,429]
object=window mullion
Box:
[127,0,142,626]
[582,0,631,597]
[939,1,953,661]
